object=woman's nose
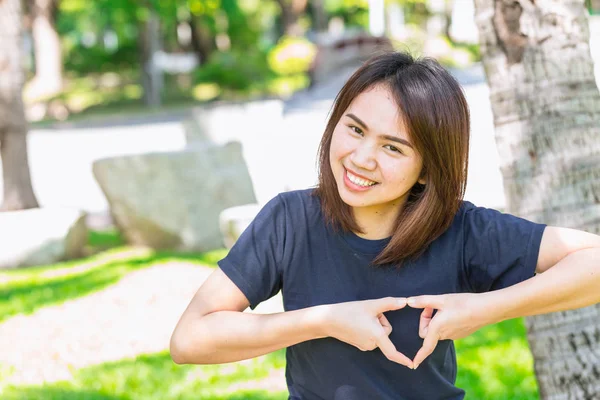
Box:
[350,143,377,170]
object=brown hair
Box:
[313,51,470,266]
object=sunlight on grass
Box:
[1,350,287,400]
[0,234,229,323]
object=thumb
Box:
[407,295,445,310]
[372,297,407,312]
[377,297,408,312]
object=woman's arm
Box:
[170,268,412,366]
[170,268,326,364]
[405,226,600,368]
[171,307,327,365]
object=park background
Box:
[0,0,599,399]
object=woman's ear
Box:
[418,170,426,185]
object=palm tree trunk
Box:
[473,0,600,397]
[0,0,39,211]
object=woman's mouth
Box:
[344,168,378,191]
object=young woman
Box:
[170,52,600,399]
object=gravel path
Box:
[0,262,286,390]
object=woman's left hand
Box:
[406,293,494,369]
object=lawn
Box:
[0,230,539,399]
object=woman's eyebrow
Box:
[345,112,413,149]
[346,113,369,130]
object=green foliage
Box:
[64,44,139,75]
[194,50,274,93]
[267,36,317,75]
[325,0,369,28]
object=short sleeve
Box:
[217,195,286,310]
[462,205,546,293]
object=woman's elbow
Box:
[169,332,189,364]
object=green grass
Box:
[0,230,227,323]
[0,231,539,398]
[0,350,288,400]
[455,319,539,399]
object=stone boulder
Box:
[92,141,256,252]
[0,208,88,269]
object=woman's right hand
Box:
[319,297,413,368]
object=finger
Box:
[373,297,407,312]
[407,295,445,310]
[376,335,413,369]
[378,314,392,335]
[419,307,434,339]
[412,330,439,369]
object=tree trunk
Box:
[138,12,162,107]
[27,0,62,99]
[473,0,600,398]
[275,0,308,36]
[189,17,213,65]
[0,0,39,211]
[311,0,327,32]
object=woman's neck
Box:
[352,206,400,240]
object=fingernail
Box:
[414,363,420,370]
[407,298,415,306]
[398,298,406,306]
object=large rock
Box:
[0,208,88,269]
[92,141,256,252]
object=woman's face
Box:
[329,85,425,217]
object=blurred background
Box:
[0,0,599,399]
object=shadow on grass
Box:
[2,350,288,400]
[0,246,228,323]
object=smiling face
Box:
[329,84,425,223]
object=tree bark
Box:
[138,12,162,107]
[474,0,600,398]
[0,0,39,211]
[27,0,62,99]
[189,17,213,65]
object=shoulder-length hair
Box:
[313,51,470,266]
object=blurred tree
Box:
[24,0,63,99]
[0,0,39,211]
[310,0,327,31]
[474,0,600,398]
[325,0,369,29]
[274,0,308,36]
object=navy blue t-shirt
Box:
[218,188,546,400]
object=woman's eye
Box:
[349,126,363,135]
[385,144,402,154]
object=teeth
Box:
[347,170,376,187]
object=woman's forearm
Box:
[170,306,327,365]
[486,247,600,322]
